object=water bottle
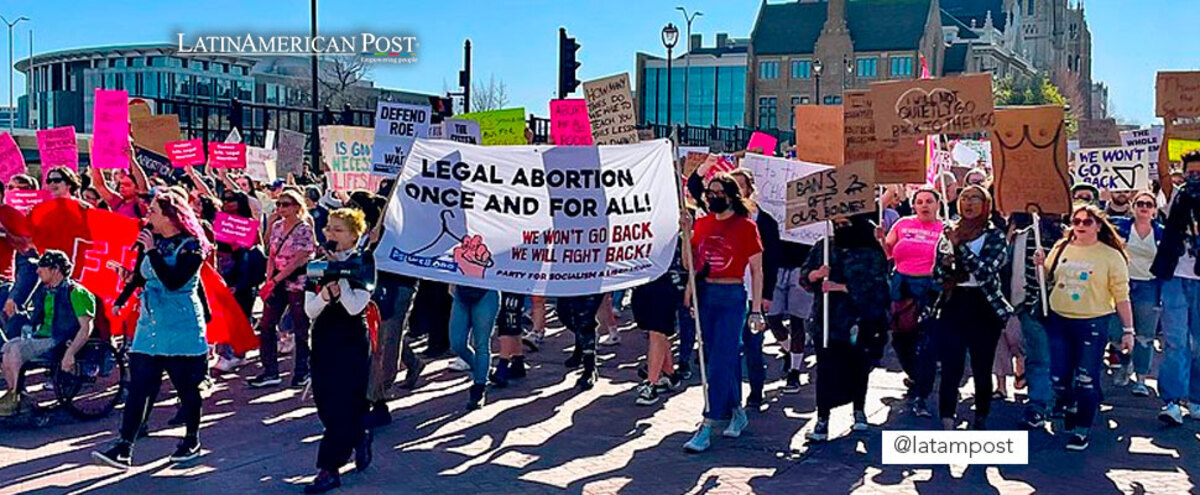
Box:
[850,324,859,346]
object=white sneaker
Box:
[1187,401,1200,420]
[213,356,246,373]
[598,332,621,346]
[279,334,295,355]
[448,357,471,372]
[1159,403,1184,426]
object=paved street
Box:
[1,314,1197,495]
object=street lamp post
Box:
[662,23,679,128]
[676,6,702,127]
[1,14,29,134]
[813,59,823,105]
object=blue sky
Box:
[2,0,1197,125]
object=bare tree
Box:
[470,74,510,112]
[285,56,374,109]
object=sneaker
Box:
[291,372,311,388]
[783,370,802,394]
[723,407,749,438]
[213,356,246,373]
[467,383,486,410]
[520,330,542,353]
[806,418,829,442]
[1113,364,1132,387]
[279,334,295,355]
[489,361,510,389]
[853,410,869,432]
[910,397,933,418]
[745,392,764,411]
[1065,433,1089,451]
[1159,403,1184,426]
[1186,401,1200,420]
[1020,409,1046,430]
[92,442,133,469]
[683,423,713,452]
[676,362,693,381]
[635,383,660,406]
[169,439,202,463]
[598,332,621,346]
[248,374,283,389]
[400,359,425,389]
[654,374,680,393]
[1131,382,1150,397]
[448,357,471,372]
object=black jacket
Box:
[1151,184,1200,280]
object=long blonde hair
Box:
[277,190,312,223]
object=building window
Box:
[790,60,812,79]
[758,97,777,129]
[890,56,914,77]
[1027,0,1034,15]
[759,61,779,80]
[856,57,879,78]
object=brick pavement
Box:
[1,318,1198,494]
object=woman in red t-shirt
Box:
[682,174,765,453]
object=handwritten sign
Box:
[36,127,78,182]
[1169,139,1200,161]
[746,132,778,156]
[131,114,181,157]
[991,105,1071,215]
[166,139,206,167]
[91,89,131,169]
[213,212,260,248]
[793,105,844,165]
[1077,118,1122,148]
[843,91,877,166]
[1120,127,1162,170]
[0,133,25,184]
[870,73,994,140]
[457,108,526,145]
[742,153,832,244]
[682,152,709,178]
[443,118,482,144]
[550,99,594,146]
[5,190,49,213]
[276,129,307,176]
[372,102,430,175]
[245,146,277,182]
[207,142,247,168]
[1073,146,1152,192]
[785,160,876,229]
[949,139,992,169]
[319,125,381,192]
[584,73,639,145]
[1156,71,1200,118]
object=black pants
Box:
[257,287,309,377]
[815,340,870,418]
[935,288,1004,420]
[767,315,807,354]
[313,330,370,471]
[558,295,604,356]
[119,353,207,443]
[410,280,452,352]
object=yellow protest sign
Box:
[1168,139,1200,161]
[457,108,527,145]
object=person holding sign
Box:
[682,174,765,454]
[212,191,268,373]
[89,159,150,218]
[799,214,890,442]
[1034,204,1134,451]
[1110,191,1164,398]
[931,185,1013,431]
[1011,213,1068,430]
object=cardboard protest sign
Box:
[793,105,844,166]
[372,102,431,176]
[869,73,995,140]
[208,142,247,168]
[1169,139,1200,161]
[742,153,832,244]
[131,113,181,157]
[0,133,26,185]
[877,136,926,185]
[373,139,679,296]
[1168,120,1200,141]
[1073,146,1152,192]
[1077,119,1122,148]
[166,139,206,167]
[134,147,176,180]
[1156,71,1200,118]
[785,160,877,230]
[276,129,307,176]
[747,132,778,156]
[457,108,526,146]
[245,146,278,182]
[36,126,79,181]
[550,99,594,146]
[843,90,877,166]
[444,118,482,144]
[682,152,709,178]
[213,212,260,248]
[991,105,1071,215]
[319,125,382,192]
[583,73,639,145]
[91,89,131,169]
[5,189,49,213]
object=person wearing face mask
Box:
[1150,151,1200,425]
[1110,191,1163,397]
[932,185,1013,430]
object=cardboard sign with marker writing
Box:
[1156,72,1200,118]
[793,105,844,166]
[457,108,525,145]
[869,73,995,140]
[991,105,1071,215]
[1077,119,1122,148]
[1072,146,1152,192]
[683,152,709,178]
[276,129,307,176]
[583,73,638,145]
[785,160,876,230]
[131,114,181,157]
[843,91,876,166]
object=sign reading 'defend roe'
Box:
[371,102,430,176]
[870,73,995,140]
[373,139,680,296]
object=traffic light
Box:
[558,28,581,99]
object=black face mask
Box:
[323,240,340,252]
[707,197,729,214]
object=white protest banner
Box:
[374,139,680,296]
[949,139,992,170]
[1120,127,1163,170]
[319,125,382,192]
[444,118,482,144]
[741,153,830,245]
[1072,145,1152,192]
[372,102,431,176]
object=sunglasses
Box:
[46,177,65,184]
[1073,195,1094,203]
[278,201,298,207]
[1135,201,1156,209]
[1071,217,1096,227]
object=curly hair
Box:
[329,207,367,238]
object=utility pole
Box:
[309,0,320,171]
[460,40,472,113]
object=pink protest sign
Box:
[208,142,247,168]
[5,189,49,213]
[550,99,594,146]
[747,132,778,155]
[36,127,79,182]
[213,212,259,247]
[91,89,131,169]
[167,139,206,167]
[0,133,25,184]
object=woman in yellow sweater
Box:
[1036,204,1134,452]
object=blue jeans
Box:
[449,289,499,385]
[1130,280,1162,377]
[699,283,748,421]
[1019,311,1053,413]
[1048,313,1114,432]
[1159,278,1200,403]
[741,312,765,401]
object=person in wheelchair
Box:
[0,250,96,416]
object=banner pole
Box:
[822,220,830,349]
[1032,211,1049,317]
[670,126,710,414]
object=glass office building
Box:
[636,33,749,128]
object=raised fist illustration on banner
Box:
[453,234,494,279]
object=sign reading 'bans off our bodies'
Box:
[371,102,431,176]
[373,139,680,296]
[870,73,995,140]
[785,160,877,230]
[584,73,638,145]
